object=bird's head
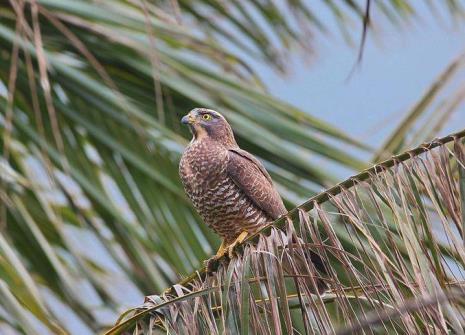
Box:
[181,108,237,146]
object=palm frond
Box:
[373,51,465,162]
[109,129,465,334]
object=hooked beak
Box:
[181,113,195,125]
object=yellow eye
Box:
[202,114,211,121]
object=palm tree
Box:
[0,0,464,334]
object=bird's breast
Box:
[179,140,270,241]
[179,141,228,192]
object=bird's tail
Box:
[271,229,328,295]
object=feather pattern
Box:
[227,148,286,220]
[179,109,286,243]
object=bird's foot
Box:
[161,287,170,295]
[225,243,237,259]
[225,231,249,258]
[204,232,249,274]
[204,255,222,274]
[204,239,228,273]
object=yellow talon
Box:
[226,231,249,258]
[204,232,249,273]
[203,239,227,273]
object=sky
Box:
[252,2,465,150]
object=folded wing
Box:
[227,148,287,220]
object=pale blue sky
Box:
[253,2,465,150]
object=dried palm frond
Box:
[108,129,465,334]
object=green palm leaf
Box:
[1,0,464,334]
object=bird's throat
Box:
[190,124,208,140]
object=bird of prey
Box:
[179,108,327,293]
[179,108,287,263]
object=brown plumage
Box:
[179,108,286,248]
[179,108,327,292]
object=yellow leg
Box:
[204,233,249,272]
[226,231,249,258]
[203,239,227,272]
[216,239,227,257]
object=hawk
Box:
[179,108,327,292]
[179,108,286,261]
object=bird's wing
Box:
[227,148,287,220]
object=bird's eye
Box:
[202,114,211,121]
